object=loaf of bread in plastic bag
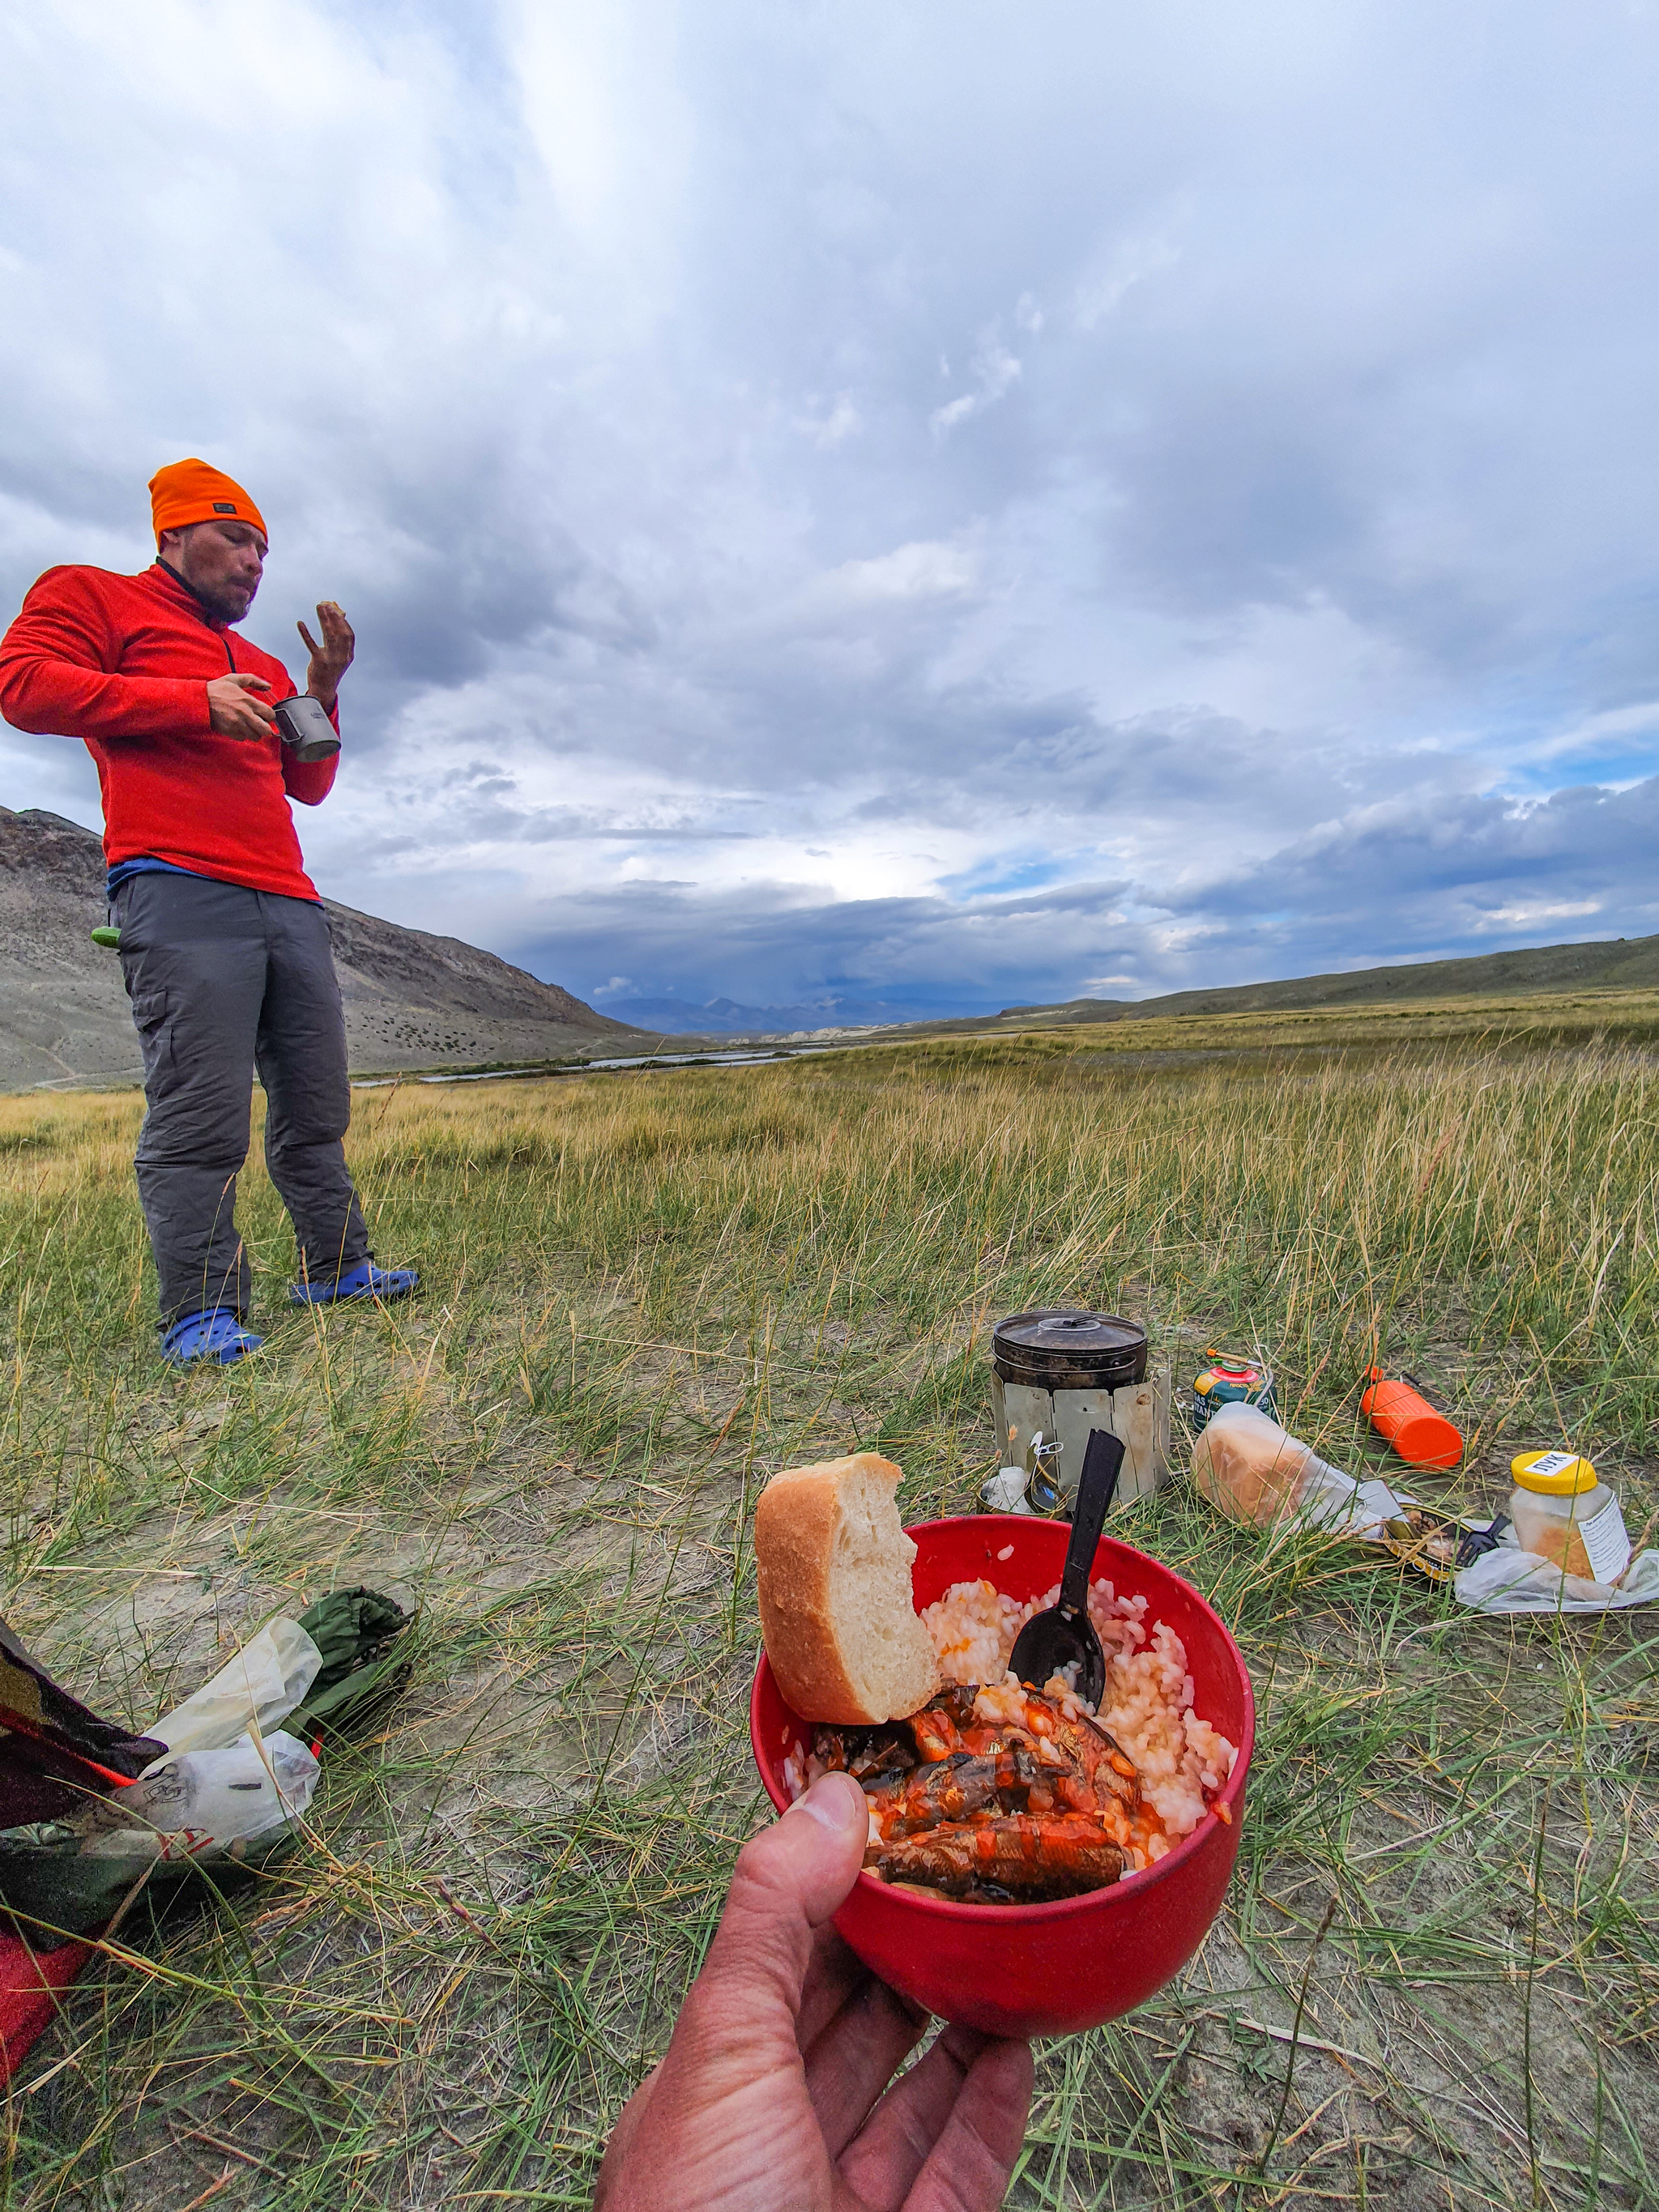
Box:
[1190,1402,1320,1526]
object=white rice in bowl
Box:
[919,1574,1238,1855]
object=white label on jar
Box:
[1580,1498,1632,1585]
[1527,1451,1579,1479]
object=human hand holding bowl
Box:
[750,1464,1254,2039]
[594,1769,1033,2212]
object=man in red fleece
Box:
[0,459,417,1365]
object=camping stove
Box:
[991,1308,1171,1515]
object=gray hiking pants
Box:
[115,872,369,1323]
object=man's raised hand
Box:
[207,672,277,743]
[298,601,355,713]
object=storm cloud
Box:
[3,2,1657,1016]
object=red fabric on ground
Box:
[0,561,338,901]
[0,1933,92,2083]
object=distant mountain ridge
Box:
[7,803,1657,1088]
[0,808,642,1089]
[606,991,949,1034]
[612,936,1659,1045]
[981,935,1659,1030]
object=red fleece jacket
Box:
[0,560,339,901]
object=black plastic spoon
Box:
[1007,1428,1125,1707]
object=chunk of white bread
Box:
[755,1452,942,1724]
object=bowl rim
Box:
[749,1518,1256,1925]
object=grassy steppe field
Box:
[2,1005,1657,2210]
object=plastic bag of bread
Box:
[1191,1403,1315,1524]
[1191,1402,1406,1538]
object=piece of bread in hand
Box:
[755,1452,941,1724]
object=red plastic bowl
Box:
[749,1515,1255,2039]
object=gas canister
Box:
[1192,1352,1277,1429]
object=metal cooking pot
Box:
[992,1309,1149,1392]
[991,1307,1169,1514]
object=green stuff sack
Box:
[288,1588,414,1742]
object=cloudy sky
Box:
[4,2,1659,1021]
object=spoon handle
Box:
[1060,1430,1125,1615]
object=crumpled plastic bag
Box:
[1455,1527,1659,1613]
[148,1617,322,1754]
[1191,1401,1409,1539]
[982,1465,1035,1513]
[0,1595,412,1945]
[0,1622,322,1943]
[0,1733,319,1937]
[83,1731,319,1860]
[1303,1473,1414,1541]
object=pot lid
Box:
[992,1309,1146,1362]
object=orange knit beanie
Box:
[148,458,268,546]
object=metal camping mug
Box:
[274,694,341,763]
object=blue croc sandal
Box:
[161,1311,265,1367]
[290,1259,420,1307]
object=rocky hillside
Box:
[0,808,642,1089]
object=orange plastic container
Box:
[1360,1368,1463,1470]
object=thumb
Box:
[231,673,272,693]
[603,1774,868,2209]
[697,1771,868,2016]
[767,1769,869,1921]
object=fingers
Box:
[744,1770,869,1923]
[300,606,354,683]
[595,1776,868,2206]
[836,2026,1034,2212]
[801,1971,926,2160]
[837,2026,988,2209]
[910,2038,1034,2212]
[206,675,276,739]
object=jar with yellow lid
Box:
[1508,1450,1631,1584]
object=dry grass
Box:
[0,1022,1656,2207]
